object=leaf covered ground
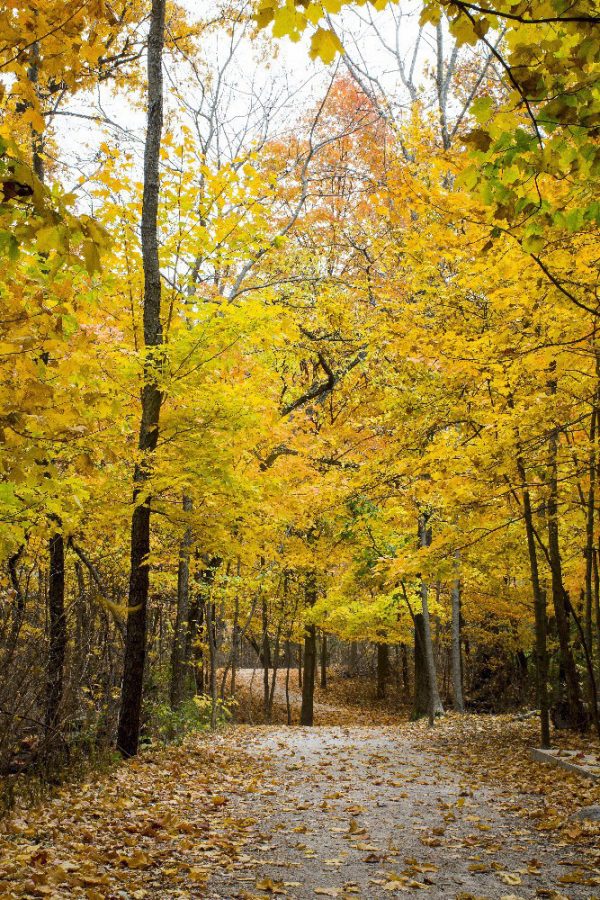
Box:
[1,686,599,899]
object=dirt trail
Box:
[208,724,598,900]
[235,667,343,717]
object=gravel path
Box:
[207,725,598,900]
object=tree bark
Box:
[516,456,551,747]
[170,495,193,709]
[413,614,429,719]
[117,0,166,758]
[400,643,410,692]
[418,514,444,719]
[547,410,586,731]
[451,552,465,713]
[376,642,388,700]
[187,593,205,693]
[45,533,66,737]
[320,631,328,690]
[230,595,239,696]
[262,597,271,721]
[206,600,218,730]
[300,574,317,726]
[285,639,292,725]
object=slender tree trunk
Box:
[300,574,317,726]
[74,560,87,696]
[170,495,193,709]
[376,642,389,700]
[401,643,410,692]
[268,629,281,718]
[547,413,586,731]
[451,552,464,713]
[320,631,328,690]
[45,533,66,738]
[516,463,551,746]
[418,514,443,719]
[230,596,239,696]
[585,409,597,656]
[594,548,600,679]
[187,593,205,694]
[262,597,271,721]
[117,0,166,758]
[298,644,303,689]
[285,639,292,725]
[206,601,218,730]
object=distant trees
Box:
[0,0,598,776]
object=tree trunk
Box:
[516,456,551,747]
[188,593,205,694]
[230,596,239,696]
[376,642,388,700]
[300,574,317,726]
[594,548,600,680]
[262,597,271,721]
[401,643,410,692]
[584,403,598,721]
[117,0,166,758]
[206,601,218,730]
[46,533,66,737]
[413,614,429,719]
[418,514,444,719]
[547,415,586,731]
[285,639,292,725]
[451,553,464,713]
[170,495,193,709]
[320,631,328,690]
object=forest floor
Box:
[0,673,599,900]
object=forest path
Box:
[2,700,599,899]
[234,667,344,717]
[207,724,596,900]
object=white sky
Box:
[52,0,434,200]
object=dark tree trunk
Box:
[451,554,464,712]
[413,613,429,720]
[320,631,328,690]
[285,639,292,725]
[117,0,166,758]
[170,495,193,709]
[401,643,410,692]
[300,574,317,726]
[206,601,218,730]
[376,642,389,700]
[418,514,443,718]
[262,598,271,721]
[46,533,66,736]
[594,548,600,679]
[230,596,239,696]
[188,595,205,693]
[547,419,586,731]
[516,457,551,747]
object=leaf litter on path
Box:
[1,708,599,899]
